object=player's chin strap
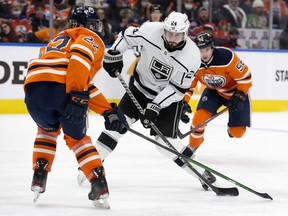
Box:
[178,107,229,139]
[115,71,233,195]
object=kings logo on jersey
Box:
[202,74,226,88]
[149,57,173,81]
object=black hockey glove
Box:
[141,102,161,128]
[103,50,123,78]
[63,90,90,123]
[227,90,246,112]
[181,101,192,124]
[103,103,128,134]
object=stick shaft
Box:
[178,107,228,139]
[128,127,272,200]
[115,72,227,193]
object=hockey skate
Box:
[199,170,216,191]
[31,158,48,202]
[88,166,110,209]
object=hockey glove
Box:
[181,101,192,124]
[103,103,128,134]
[227,90,246,112]
[63,90,90,123]
[103,50,123,78]
[141,102,161,128]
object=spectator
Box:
[8,0,33,42]
[181,0,198,22]
[129,0,150,22]
[0,0,12,18]
[111,7,134,34]
[96,7,114,45]
[147,3,163,22]
[149,0,175,17]
[27,19,68,43]
[247,0,268,29]
[26,0,58,20]
[240,0,253,14]
[279,23,288,49]
[29,1,49,32]
[0,20,24,42]
[201,23,223,46]
[76,0,109,8]
[219,0,247,28]
[218,27,242,48]
[54,0,70,20]
[189,7,217,40]
[106,0,128,30]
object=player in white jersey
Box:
[85,12,216,189]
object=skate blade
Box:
[33,191,41,203]
[92,198,110,209]
[77,170,86,186]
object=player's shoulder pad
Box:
[136,21,164,37]
[213,47,234,65]
[177,38,201,73]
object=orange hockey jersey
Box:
[184,46,252,102]
[24,27,112,114]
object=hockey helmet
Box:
[69,6,102,33]
[150,4,163,13]
[195,33,214,49]
[163,12,190,36]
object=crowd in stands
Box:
[0,0,288,49]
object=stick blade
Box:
[257,192,273,200]
[215,187,239,196]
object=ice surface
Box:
[0,112,287,216]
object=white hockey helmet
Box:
[163,11,190,37]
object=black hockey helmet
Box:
[69,6,102,33]
[195,32,214,49]
[150,4,163,13]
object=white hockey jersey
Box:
[112,21,201,108]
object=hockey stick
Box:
[115,72,238,196]
[178,107,229,139]
[128,127,273,200]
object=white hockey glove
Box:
[103,50,123,78]
[141,102,161,128]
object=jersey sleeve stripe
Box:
[234,70,251,81]
[126,35,162,50]
[169,81,189,94]
[70,55,91,71]
[26,69,67,79]
[71,44,94,60]
[71,49,92,62]
[237,79,252,84]
[28,58,69,65]
[89,89,101,98]
[158,92,176,106]
[28,64,68,71]
[170,56,189,73]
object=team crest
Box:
[149,57,173,81]
[202,74,226,88]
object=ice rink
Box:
[0,112,288,216]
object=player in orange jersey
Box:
[185,32,252,153]
[182,33,252,187]
[24,6,127,208]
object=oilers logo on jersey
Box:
[202,74,226,88]
[149,57,173,81]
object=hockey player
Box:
[24,6,127,208]
[93,11,216,189]
[185,32,252,152]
